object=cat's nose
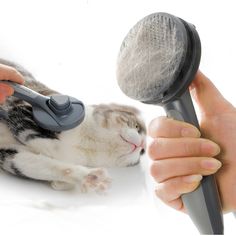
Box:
[140,148,145,155]
[139,140,146,155]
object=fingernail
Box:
[183,175,203,183]
[201,142,221,156]
[201,159,222,170]
[181,127,200,137]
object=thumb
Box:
[190,71,234,117]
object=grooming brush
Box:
[116,12,223,234]
[0,81,85,132]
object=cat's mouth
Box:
[120,135,145,155]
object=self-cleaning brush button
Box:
[48,95,72,115]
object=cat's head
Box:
[81,104,146,167]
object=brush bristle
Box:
[117,12,188,102]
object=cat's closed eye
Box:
[135,123,141,133]
[128,120,145,134]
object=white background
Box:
[0,0,236,235]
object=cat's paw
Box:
[80,168,112,193]
[51,181,75,191]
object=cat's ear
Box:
[91,103,146,134]
[108,103,141,115]
[92,104,111,128]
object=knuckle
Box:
[183,139,201,155]
[147,140,156,160]
[182,142,192,155]
[9,67,18,74]
[155,116,168,128]
[182,181,200,194]
[148,138,164,160]
[150,161,163,182]
[148,117,165,137]
[148,139,160,160]
[9,68,22,78]
[155,182,179,204]
[155,183,165,199]
[168,199,184,211]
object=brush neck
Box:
[163,89,200,129]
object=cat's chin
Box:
[116,148,144,167]
[126,159,140,167]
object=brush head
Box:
[117,12,201,104]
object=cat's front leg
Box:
[51,167,111,193]
[0,148,111,192]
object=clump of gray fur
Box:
[117,12,187,102]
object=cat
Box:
[0,59,146,192]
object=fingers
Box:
[0,93,7,104]
[0,64,24,84]
[190,71,234,116]
[149,137,220,160]
[0,83,14,95]
[0,64,25,104]
[0,83,14,104]
[150,157,222,182]
[155,175,202,211]
[148,116,222,212]
[148,116,201,138]
[148,116,220,160]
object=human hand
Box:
[148,71,236,213]
[0,63,24,104]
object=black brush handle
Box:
[164,89,223,235]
